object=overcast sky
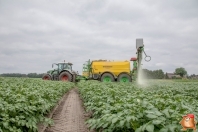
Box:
[0,0,198,75]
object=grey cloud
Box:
[0,0,198,75]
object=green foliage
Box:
[0,77,74,132]
[0,73,44,78]
[78,81,198,132]
[175,67,187,77]
[27,73,44,78]
[188,74,198,80]
[142,69,165,79]
[172,76,182,79]
[173,79,198,82]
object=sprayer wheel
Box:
[101,73,115,82]
[117,73,132,82]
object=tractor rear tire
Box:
[59,72,72,82]
[101,73,115,82]
[42,74,52,80]
[117,73,132,82]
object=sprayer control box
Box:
[136,38,144,49]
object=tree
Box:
[142,69,165,79]
[157,69,164,79]
[175,67,187,77]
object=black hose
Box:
[143,50,151,62]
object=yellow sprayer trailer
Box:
[90,60,131,82]
[80,38,151,82]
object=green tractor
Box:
[42,62,78,82]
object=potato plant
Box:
[0,77,74,132]
[78,81,198,132]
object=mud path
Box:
[43,88,91,132]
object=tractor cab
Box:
[52,62,73,72]
[50,62,73,80]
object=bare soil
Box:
[39,88,93,132]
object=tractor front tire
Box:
[101,73,115,82]
[117,73,132,82]
[42,74,52,80]
[59,72,72,82]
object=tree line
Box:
[141,67,191,79]
[0,73,44,78]
[142,69,165,79]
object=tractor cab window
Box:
[58,63,72,70]
[63,63,67,69]
[63,63,70,69]
[67,64,72,70]
[58,64,64,70]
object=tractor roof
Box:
[57,62,73,65]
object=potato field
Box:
[0,77,74,132]
[77,81,198,132]
[0,77,198,132]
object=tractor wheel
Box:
[59,72,72,82]
[117,73,132,82]
[101,73,115,82]
[42,74,51,80]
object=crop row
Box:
[78,81,198,132]
[0,77,74,132]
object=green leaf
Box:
[168,125,177,132]
[126,121,131,128]
[140,124,147,131]
[162,109,170,118]
[155,111,163,116]
[126,116,132,122]
[135,127,142,132]
[106,115,114,122]
[119,120,125,127]
[152,120,163,125]
[112,117,119,124]
[146,114,158,119]
[97,121,104,128]
[145,110,155,114]
[3,122,9,129]
[159,127,169,132]
[146,124,154,132]
[102,123,109,128]
[90,124,96,130]
[10,118,15,122]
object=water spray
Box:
[130,38,151,86]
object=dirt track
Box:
[43,88,91,132]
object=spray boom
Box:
[130,38,151,81]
